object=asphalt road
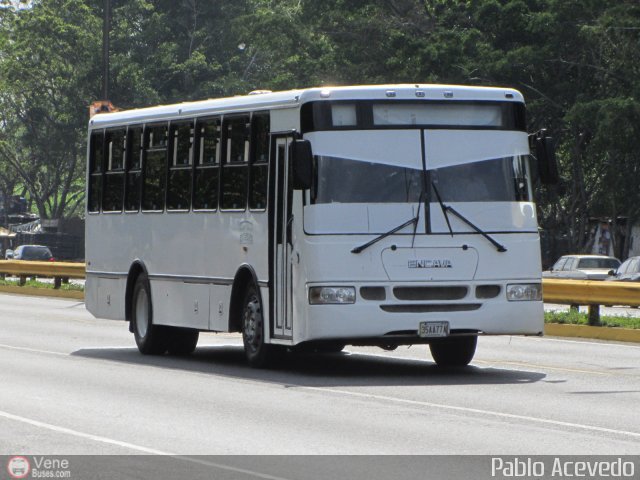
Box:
[1,293,639,463]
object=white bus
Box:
[85,84,557,367]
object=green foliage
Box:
[0,0,639,245]
[545,309,640,330]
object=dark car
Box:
[606,256,640,282]
[5,245,54,261]
[542,254,621,281]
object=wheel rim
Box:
[135,288,149,338]
[243,293,262,354]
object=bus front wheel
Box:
[131,273,168,355]
[429,336,477,367]
[241,285,273,368]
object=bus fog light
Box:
[506,283,542,301]
[309,287,356,305]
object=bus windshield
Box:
[311,155,533,204]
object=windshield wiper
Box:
[431,182,507,253]
[351,216,418,254]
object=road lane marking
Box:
[299,386,640,440]
[0,410,171,454]
[0,343,69,357]
[0,411,294,480]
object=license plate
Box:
[419,321,450,338]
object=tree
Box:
[0,0,101,221]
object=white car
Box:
[543,254,621,281]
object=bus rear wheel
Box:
[429,336,477,367]
[241,285,273,368]
[131,273,168,355]
[166,328,199,356]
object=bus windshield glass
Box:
[311,155,532,204]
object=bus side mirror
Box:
[530,130,559,185]
[290,139,313,190]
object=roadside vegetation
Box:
[0,277,84,291]
[545,310,640,329]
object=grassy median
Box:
[545,310,640,329]
[0,277,84,292]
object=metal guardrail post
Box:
[588,305,600,326]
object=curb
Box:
[0,285,84,300]
[545,323,640,344]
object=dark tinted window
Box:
[194,117,220,210]
[125,126,143,211]
[103,128,126,212]
[221,116,249,210]
[88,130,104,212]
[21,246,53,260]
[142,124,168,211]
[167,122,194,211]
[250,113,269,210]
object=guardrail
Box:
[0,262,635,326]
[543,278,640,325]
[0,260,85,288]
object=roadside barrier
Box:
[0,262,636,327]
[0,260,85,288]
[542,278,640,325]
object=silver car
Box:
[543,254,621,281]
[606,256,640,282]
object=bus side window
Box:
[125,126,143,212]
[221,115,250,210]
[88,130,105,213]
[103,128,126,212]
[193,117,220,210]
[167,121,194,211]
[249,113,269,211]
[142,124,168,212]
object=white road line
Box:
[299,386,640,440]
[0,343,69,357]
[0,410,171,455]
[0,411,293,480]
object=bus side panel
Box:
[151,280,210,330]
[208,284,233,332]
[85,275,127,321]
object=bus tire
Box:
[241,284,272,368]
[131,273,168,355]
[429,336,477,367]
[166,328,199,356]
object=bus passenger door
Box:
[271,136,294,339]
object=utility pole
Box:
[102,0,110,100]
[91,0,116,117]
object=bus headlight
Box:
[309,287,356,305]
[506,283,542,301]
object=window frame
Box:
[248,111,270,212]
[193,116,222,212]
[88,129,105,214]
[141,122,169,213]
[124,125,144,213]
[166,120,195,212]
[102,127,127,213]
[220,114,251,212]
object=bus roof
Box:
[88,84,524,129]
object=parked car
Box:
[605,256,640,282]
[542,254,620,280]
[5,245,54,261]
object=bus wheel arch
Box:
[228,266,261,333]
[229,266,274,368]
[125,261,149,330]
